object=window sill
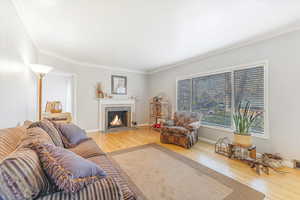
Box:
[200,125,269,139]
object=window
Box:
[234,66,265,134]
[176,63,267,135]
[192,72,232,128]
[177,79,191,111]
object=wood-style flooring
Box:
[88,127,300,200]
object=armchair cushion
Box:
[174,111,202,129]
[161,126,190,135]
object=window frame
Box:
[176,60,269,139]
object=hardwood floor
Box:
[88,127,300,200]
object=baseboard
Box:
[282,160,294,168]
[86,129,100,133]
[138,123,150,127]
[199,136,216,144]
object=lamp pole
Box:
[29,64,53,121]
[38,73,45,120]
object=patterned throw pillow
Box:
[28,119,64,147]
[18,127,55,149]
[31,143,107,193]
[54,123,89,148]
[0,148,53,200]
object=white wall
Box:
[149,30,300,160]
[0,0,37,128]
[38,53,149,131]
[43,74,73,113]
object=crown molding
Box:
[39,50,147,74]
[12,0,147,74]
[12,0,300,75]
[148,22,300,74]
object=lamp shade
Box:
[30,64,53,75]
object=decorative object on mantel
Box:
[233,101,263,147]
[96,82,104,98]
[111,75,127,95]
[215,137,232,157]
[149,96,169,132]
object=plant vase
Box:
[233,133,252,147]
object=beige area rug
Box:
[109,144,265,200]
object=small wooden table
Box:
[42,112,72,124]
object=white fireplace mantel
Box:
[98,98,136,132]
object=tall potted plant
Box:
[233,101,262,147]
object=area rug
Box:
[109,143,265,200]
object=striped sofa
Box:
[0,126,137,200]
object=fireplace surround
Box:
[105,107,131,130]
[98,99,135,132]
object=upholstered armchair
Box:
[160,111,202,149]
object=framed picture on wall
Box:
[111,75,127,95]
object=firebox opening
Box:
[108,111,128,129]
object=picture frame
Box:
[111,75,127,95]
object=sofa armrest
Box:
[92,177,123,200]
[36,177,123,200]
[163,120,175,127]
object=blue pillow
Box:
[55,123,88,147]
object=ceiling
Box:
[13,0,300,73]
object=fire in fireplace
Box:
[107,110,129,129]
[110,115,123,126]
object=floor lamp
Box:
[30,64,53,121]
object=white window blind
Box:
[233,66,265,134]
[177,64,266,135]
[177,79,191,111]
[192,72,232,128]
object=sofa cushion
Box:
[88,155,136,200]
[0,127,26,161]
[36,177,123,200]
[31,143,107,193]
[68,138,105,158]
[54,123,89,148]
[18,127,55,149]
[0,148,53,200]
[28,119,64,147]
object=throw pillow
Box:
[54,123,89,148]
[30,143,107,193]
[0,148,53,200]
[18,127,55,149]
[28,119,64,147]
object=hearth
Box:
[105,107,131,131]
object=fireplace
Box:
[105,107,131,131]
